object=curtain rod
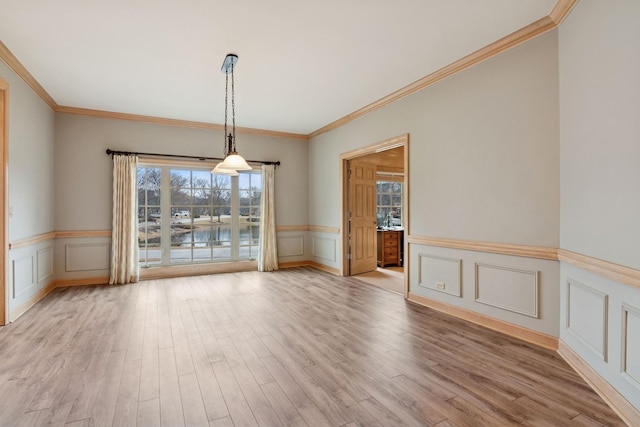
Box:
[105,149,280,166]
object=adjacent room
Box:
[1,0,639,425]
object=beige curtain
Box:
[258,164,278,272]
[109,154,139,284]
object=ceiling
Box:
[0,0,558,135]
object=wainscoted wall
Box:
[308,227,341,274]
[408,240,560,340]
[8,237,55,320]
[53,235,111,285]
[276,230,309,265]
[560,262,640,415]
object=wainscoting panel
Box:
[417,253,461,297]
[12,254,34,299]
[622,304,640,389]
[475,263,539,318]
[8,237,56,320]
[37,246,54,283]
[65,243,110,272]
[560,262,640,421]
[567,278,608,362]
[311,235,337,263]
[408,241,559,338]
[277,235,305,257]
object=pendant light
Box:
[212,53,252,173]
[211,129,239,176]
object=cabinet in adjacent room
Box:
[377,230,401,267]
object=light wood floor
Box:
[354,267,404,295]
[0,267,624,426]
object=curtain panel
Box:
[258,164,278,271]
[109,154,139,284]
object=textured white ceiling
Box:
[0,0,557,135]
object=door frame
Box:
[0,77,8,325]
[340,133,410,297]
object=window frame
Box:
[137,160,262,267]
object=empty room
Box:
[1,0,639,425]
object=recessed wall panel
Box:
[37,246,54,282]
[417,253,461,297]
[311,236,336,262]
[277,235,304,257]
[12,255,35,299]
[622,304,640,389]
[475,263,538,318]
[567,278,608,361]
[65,243,110,272]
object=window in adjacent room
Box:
[137,163,261,267]
[376,180,402,227]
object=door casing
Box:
[0,77,9,325]
[340,134,410,297]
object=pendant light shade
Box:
[211,162,239,176]
[217,152,252,171]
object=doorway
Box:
[341,134,409,297]
[0,77,8,325]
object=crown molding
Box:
[549,0,579,25]
[56,106,308,141]
[0,41,58,110]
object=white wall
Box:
[53,113,309,279]
[559,0,640,411]
[0,60,55,314]
[309,31,560,336]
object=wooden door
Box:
[348,160,377,275]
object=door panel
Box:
[349,161,377,275]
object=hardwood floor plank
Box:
[260,381,309,427]
[178,372,209,427]
[217,336,282,426]
[260,355,333,427]
[187,331,230,421]
[211,360,259,427]
[159,347,186,427]
[209,416,235,427]
[112,359,142,427]
[90,349,127,426]
[138,397,161,427]
[0,268,625,426]
[139,320,160,402]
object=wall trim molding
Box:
[0,41,58,110]
[558,341,640,426]
[56,230,112,239]
[56,106,308,141]
[549,0,579,25]
[276,225,309,232]
[8,231,57,250]
[9,281,57,322]
[309,225,340,234]
[53,277,110,288]
[279,261,340,276]
[408,292,558,350]
[558,249,640,290]
[408,235,558,260]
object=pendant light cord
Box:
[231,60,236,152]
[224,69,229,156]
